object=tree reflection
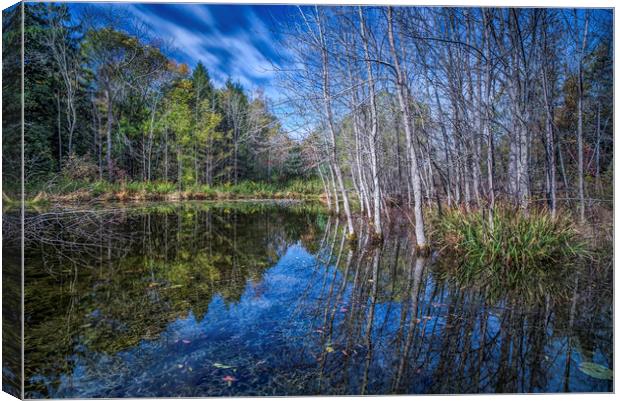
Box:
[16,203,612,397]
[22,202,324,397]
[289,226,612,395]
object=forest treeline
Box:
[2,3,307,195]
[2,4,614,249]
[279,6,612,245]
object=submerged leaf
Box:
[213,362,235,369]
[579,362,613,380]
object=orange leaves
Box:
[167,60,190,76]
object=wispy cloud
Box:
[125,5,220,70]
[118,4,284,91]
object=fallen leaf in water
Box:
[148,282,159,288]
[579,362,613,380]
[163,284,183,290]
[177,364,184,368]
[188,367,193,372]
[326,346,334,353]
[342,350,349,356]
[213,363,235,369]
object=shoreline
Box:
[2,179,326,207]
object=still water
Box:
[6,201,614,397]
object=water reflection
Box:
[2,204,22,398]
[12,202,613,397]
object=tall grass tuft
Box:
[433,207,588,299]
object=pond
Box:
[3,201,613,397]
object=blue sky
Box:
[72,3,293,96]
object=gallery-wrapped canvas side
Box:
[3,1,24,399]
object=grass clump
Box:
[148,181,177,195]
[433,207,588,298]
[228,181,278,197]
[91,180,117,196]
[285,178,323,196]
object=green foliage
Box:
[149,181,177,195]
[282,144,305,179]
[284,178,323,195]
[91,180,116,196]
[192,61,214,103]
[24,178,325,203]
[432,208,588,300]
[11,4,309,194]
[228,181,277,196]
[3,4,24,193]
[21,4,60,181]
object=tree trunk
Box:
[483,10,495,226]
[359,7,382,238]
[316,8,355,236]
[577,12,589,222]
[164,127,169,181]
[56,92,62,168]
[387,6,427,250]
[105,88,114,181]
[540,24,557,218]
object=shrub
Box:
[61,154,99,182]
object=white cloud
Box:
[114,4,304,132]
[126,5,220,70]
[124,4,282,91]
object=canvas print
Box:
[1,1,614,398]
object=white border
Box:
[0,1,616,401]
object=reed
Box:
[432,207,588,296]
